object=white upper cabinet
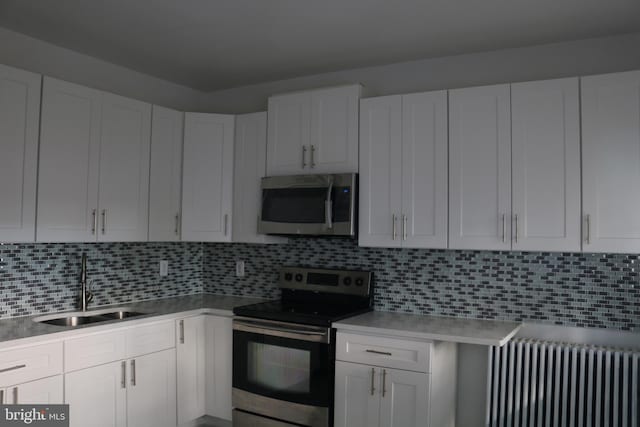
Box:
[98,93,151,242]
[267,85,361,176]
[233,112,286,244]
[182,113,234,242]
[309,85,360,173]
[0,64,41,243]
[37,77,102,242]
[149,106,184,241]
[582,70,640,253]
[511,78,581,252]
[359,91,448,249]
[401,91,448,249]
[359,95,403,248]
[38,78,151,242]
[449,84,512,250]
[267,91,310,175]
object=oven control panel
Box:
[279,267,372,296]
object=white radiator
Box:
[486,339,639,427]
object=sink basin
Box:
[33,308,149,327]
[100,311,147,320]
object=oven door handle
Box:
[234,319,330,343]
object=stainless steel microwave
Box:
[258,173,357,237]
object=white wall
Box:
[200,32,640,113]
[0,27,202,111]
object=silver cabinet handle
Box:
[13,387,18,404]
[310,145,316,168]
[370,367,376,396]
[91,209,97,235]
[0,364,26,374]
[402,214,407,241]
[179,319,185,344]
[392,214,397,240]
[175,213,180,235]
[514,214,519,243]
[585,214,591,244]
[382,369,387,398]
[121,361,126,388]
[224,214,229,236]
[302,146,307,169]
[101,209,107,234]
[366,349,393,356]
[131,359,136,386]
[502,213,506,243]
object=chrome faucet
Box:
[79,253,93,312]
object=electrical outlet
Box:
[236,260,245,278]
[159,260,169,277]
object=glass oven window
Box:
[247,342,311,393]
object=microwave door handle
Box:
[325,179,333,229]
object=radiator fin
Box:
[486,340,640,426]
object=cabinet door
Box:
[334,361,380,427]
[127,349,177,427]
[379,369,430,427]
[149,106,183,241]
[182,113,235,242]
[512,78,581,252]
[37,77,102,242]
[12,375,63,404]
[205,315,232,421]
[98,93,151,241]
[65,361,127,427]
[449,84,511,250]
[176,316,206,424]
[582,70,640,253]
[309,85,360,173]
[401,91,448,249]
[0,64,40,243]
[358,96,403,248]
[266,92,310,175]
[233,112,286,244]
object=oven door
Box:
[258,173,356,236]
[232,318,331,426]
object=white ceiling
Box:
[1,0,639,92]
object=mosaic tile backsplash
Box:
[0,242,202,318]
[1,238,639,332]
[204,237,640,331]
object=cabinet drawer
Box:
[0,342,63,386]
[126,321,175,358]
[65,330,126,372]
[336,332,431,373]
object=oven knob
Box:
[295,273,303,282]
[284,273,293,281]
[343,277,352,286]
[355,278,364,287]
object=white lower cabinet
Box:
[65,361,127,427]
[176,316,206,424]
[335,363,431,427]
[1,375,63,405]
[127,349,177,427]
[334,332,456,427]
[334,362,382,427]
[66,350,176,427]
[205,315,233,421]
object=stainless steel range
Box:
[232,267,373,427]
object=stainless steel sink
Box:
[33,308,148,327]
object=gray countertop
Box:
[333,311,521,346]
[0,294,265,348]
